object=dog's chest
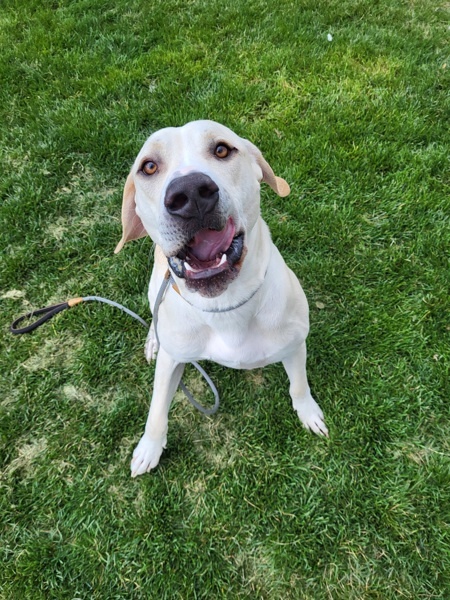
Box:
[200,318,298,370]
[160,303,298,369]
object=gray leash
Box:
[82,296,149,328]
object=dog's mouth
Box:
[168,217,244,281]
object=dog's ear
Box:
[245,140,290,197]
[114,172,148,254]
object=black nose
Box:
[164,172,219,220]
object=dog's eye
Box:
[214,144,230,159]
[142,161,158,175]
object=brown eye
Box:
[142,160,158,175]
[214,144,230,159]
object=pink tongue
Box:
[188,218,236,262]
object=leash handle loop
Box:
[10,301,72,335]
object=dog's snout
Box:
[165,172,219,220]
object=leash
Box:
[10,296,149,334]
[10,275,219,416]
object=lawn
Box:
[1,0,449,598]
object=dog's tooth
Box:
[185,261,203,273]
[184,254,227,274]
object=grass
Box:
[1,0,449,597]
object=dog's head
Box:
[115,120,290,297]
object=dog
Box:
[115,120,328,477]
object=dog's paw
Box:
[144,324,159,362]
[294,394,329,437]
[130,433,166,477]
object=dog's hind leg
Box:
[282,343,328,437]
[131,348,185,476]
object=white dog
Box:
[115,120,328,477]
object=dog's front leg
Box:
[131,348,185,477]
[282,343,329,437]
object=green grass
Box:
[1,0,449,598]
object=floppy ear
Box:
[114,172,148,254]
[245,140,291,197]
